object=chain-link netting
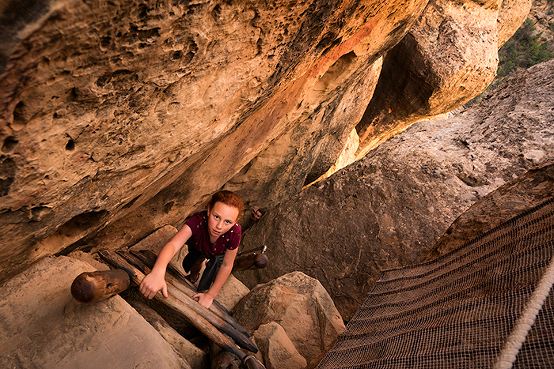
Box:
[316,197,554,369]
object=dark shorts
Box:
[182,243,224,292]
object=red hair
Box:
[206,190,244,220]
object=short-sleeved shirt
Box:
[184,210,241,256]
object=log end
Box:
[71,273,97,303]
[70,270,130,303]
[254,254,268,269]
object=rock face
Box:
[316,167,554,369]
[528,0,554,49]
[424,161,554,262]
[0,0,530,285]
[355,0,532,158]
[236,59,554,320]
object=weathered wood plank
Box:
[98,250,263,367]
[130,249,250,338]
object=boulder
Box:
[215,274,251,313]
[130,224,179,254]
[233,271,345,368]
[355,0,532,157]
[0,256,189,368]
[210,350,241,369]
[236,59,554,320]
[253,322,307,369]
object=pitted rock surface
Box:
[0,0,530,285]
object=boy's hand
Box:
[192,292,214,309]
[139,271,168,299]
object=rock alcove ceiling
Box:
[0,0,531,297]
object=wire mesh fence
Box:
[317,197,554,369]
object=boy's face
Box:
[207,201,239,241]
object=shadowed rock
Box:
[236,60,554,320]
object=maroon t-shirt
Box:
[184,211,241,256]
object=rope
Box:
[492,251,554,369]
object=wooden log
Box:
[117,250,256,352]
[130,249,250,338]
[135,249,237,317]
[71,269,130,303]
[133,249,236,316]
[242,355,265,369]
[98,250,261,360]
[233,253,268,271]
[210,341,241,369]
[233,246,268,272]
[131,249,195,290]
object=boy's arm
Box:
[194,247,238,308]
[139,224,192,299]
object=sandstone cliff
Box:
[236,59,554,320]
[0,0,530,286]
